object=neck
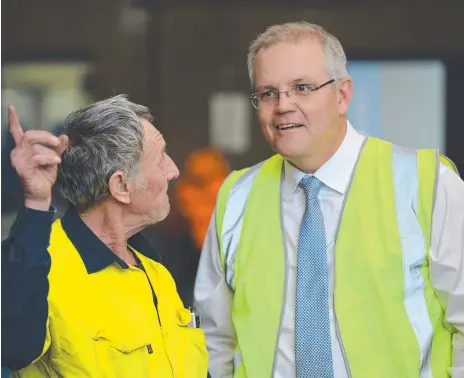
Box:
[290,120,347,174]
[79,201,145,263]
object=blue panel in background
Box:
[347,61,382,138]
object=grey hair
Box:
[56,94,153,212]
[247,21,348,85]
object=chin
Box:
[273,143,305,160]
[157,203,171,222]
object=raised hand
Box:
[9,105,69,211]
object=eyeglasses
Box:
[250,79,336,109]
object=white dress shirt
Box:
[194,122,464,378]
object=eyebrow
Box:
[291,77,310,84]
[254,84,276,92]
[254,77,313,92]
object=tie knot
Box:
[299,175,323,198]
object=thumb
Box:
[56,134,69,156]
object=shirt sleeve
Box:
[430,163,464,377]
[194,210,236,378]
[1,207,54,370]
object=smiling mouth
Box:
[276,123,304,130]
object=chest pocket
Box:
[169,309,208,378]
[93,330,153,378]
[90,292,160,378]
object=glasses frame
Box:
[250,78,336,109]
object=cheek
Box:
[258,110,276,138]
[134,170,163,197]
[301,96,334,123]
[147,174,168,199]
[258,108,272,126]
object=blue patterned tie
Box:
[295,175,334,378]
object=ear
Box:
[337,77,353,117]
[108,171,131,204]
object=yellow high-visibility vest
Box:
[216,137,456,377]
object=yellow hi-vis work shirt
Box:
[2,207,208,377]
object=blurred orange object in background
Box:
[176,148,230,250]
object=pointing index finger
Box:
[9,105,24,146]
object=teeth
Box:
[277,123,301,130]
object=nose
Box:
[167,155,180,181]
[275,91,295,114]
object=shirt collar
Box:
[61,207,161,274]
[283,121,366,199]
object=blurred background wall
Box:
[2,0,464,312]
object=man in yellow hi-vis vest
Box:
[2,95,208,377]
[194,21,464,378]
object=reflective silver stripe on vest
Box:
[222,161,264,289]
[233,350,243,372]
[392,145,433,378]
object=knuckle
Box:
[10,148,20,161]
[32,144,43,153]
